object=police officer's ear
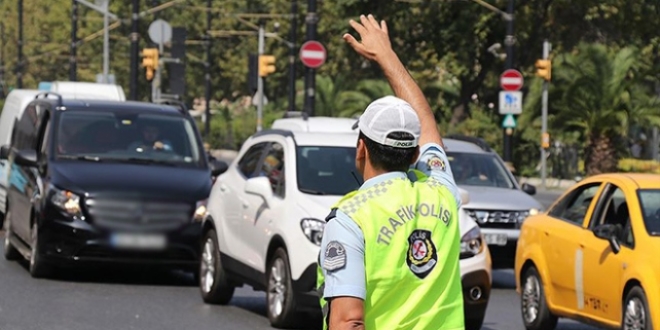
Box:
[356,138,367,162]
[410,146,420,165]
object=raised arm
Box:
[343,14,443,148]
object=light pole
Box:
[75,0,118,83]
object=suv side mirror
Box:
[210,160,229,177]
[522,183,536,195]
[245,176,273,205]
[14,149,38,167]
[0,145,9,160]
[458,188,470,205]
[593,224,621,254]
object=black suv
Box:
[0,93,227,278]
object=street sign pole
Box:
[256,23,265,132]
[102,0,109,83]
[541,40,551,189]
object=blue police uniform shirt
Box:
[319,142,461,301]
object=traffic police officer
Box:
[317,14,465,330]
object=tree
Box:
[548,43,660,175]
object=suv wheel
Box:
[29,222,52,278]
[3,209,21,261]
[199,229,235,304]
[267,248,297,328]
[521,266,557,330]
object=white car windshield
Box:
[447,152,515,189]
[639,189,660,235]
[296,146,362,196]
[55,110,203,167]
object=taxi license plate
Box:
[484,234,507,246]
[110,233,167,250]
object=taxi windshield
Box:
[639,189,660,236]
[296,146,361,196]
[446,152,515,189]
[55,110,202,166]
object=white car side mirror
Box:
[459,188,470,205]
[245,176,273,205]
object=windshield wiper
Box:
[58,155,102,162]
[299,188,326,195]
[122,157,178,166]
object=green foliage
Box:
[1,0,659,177]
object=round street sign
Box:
[500,69,524,91]
[148,19,172,46]
[300,41,327,69]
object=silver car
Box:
[444,136,543,269]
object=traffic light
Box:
[535,59,551,81]
[258,55,276,77]
[541,132,550,149]
[141,48,159,81]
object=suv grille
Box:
[465,209,530,229]
[85,198,193,230]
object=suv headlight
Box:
[460,226,483,259]
[194,200,208,222]
[300,218,325,246]
[50,186,82,218]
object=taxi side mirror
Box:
[593,224,621,254]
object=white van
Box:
[0,83,126,219]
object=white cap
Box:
[351,96,421,148]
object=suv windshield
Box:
[55,110,202,166]
[639,189,660,235]
[446,152,514,189]
[296,146,361,195]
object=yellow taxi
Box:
[515,173,660,330]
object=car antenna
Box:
[351,171,363,187]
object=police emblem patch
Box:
[427,156,446,171]
[406,230,438,279]
[323,241,347,272]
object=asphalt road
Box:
[0,188,603,330]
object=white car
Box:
[199,116,492,329]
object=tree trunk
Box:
[585,133,618,176]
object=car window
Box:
[55,110,203,166]
[590,185,633,247]
[548,183,601,225]
[446,152,515,189]
[238,142,268,177]
[38,117,52,155]
[256,142,285,198]
[638,189,660,236]
[13,104,39,150]
[296,146,361,196]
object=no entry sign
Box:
[300,41,326,69]
[500,69,524,91]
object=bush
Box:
[618,158,660,174]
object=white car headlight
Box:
[194,200,208,222]
[50,186,82,218]
[460,226,483,258]
[300,218,325,246]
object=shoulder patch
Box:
[427,156,446,171]
[325,208,338,222]
[323,241,347,272]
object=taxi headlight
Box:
[460,226,483,258]
[50,186,82,218]
[300,218,325,246]
[194,200,208,222]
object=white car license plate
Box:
[484,234,507,246]
[110,233,167,250]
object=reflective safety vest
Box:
[317,171,465,330]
